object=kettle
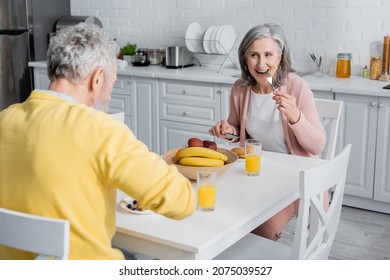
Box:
[132,48,150,66]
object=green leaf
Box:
[122,43,137,56]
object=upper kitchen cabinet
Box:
[334,79,390,213]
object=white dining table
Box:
[113,150,327,260]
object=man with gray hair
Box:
[0,23,195,259]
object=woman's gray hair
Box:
[238,23,294,88]
[46,23,119,83]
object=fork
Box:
[265,72,275,90]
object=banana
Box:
[179,157,225,167]
[176,147,228,162]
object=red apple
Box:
[188,137,204,147]
[203,140,217,151]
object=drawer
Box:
[160,120,216,153]
[160,99,220,126]
[159,79,221,104]
[109,94,131,116]
[113,77,128,95]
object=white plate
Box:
[217,25,236,54]
[210,25,222,54]
[119,197,155,215]
[185,22,204,53]
[203,26,217,54]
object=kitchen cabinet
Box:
[159,79,225,153]
[335,93,390,213]
[110,76,159,154]
[110,76,131,126]
[312,90,334,100]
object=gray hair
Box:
[47,23,119,83]
[238,23,294,88]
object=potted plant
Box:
[122,43,137,64]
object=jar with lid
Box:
[160,49,166,66]
[336,53,352,78]
[369,56,381,80]
[149,49,161,65]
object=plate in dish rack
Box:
[119,197,155,215]
[185,22,204,53]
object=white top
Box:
[246,90,289,154]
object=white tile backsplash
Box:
[70,0,390,75]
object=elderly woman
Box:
[209,23,326,240]
[0,23,195,259]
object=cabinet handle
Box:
[378,102,384,108]
[371,101,377,107]
[127,80,132,84]
[183,111,189,116]
[183,89,189,94]
[217,89,223,94]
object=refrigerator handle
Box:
[0,29,30,36]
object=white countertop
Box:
[29,60,240,85]
[303,74,390,97]
[29,61,390,97]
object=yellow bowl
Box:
[162,147,239,181]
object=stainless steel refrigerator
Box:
[0,0,70,110]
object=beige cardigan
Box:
[227,73,326,157]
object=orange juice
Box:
[198,184,216,210]
[245,154,261,175]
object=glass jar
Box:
[160,49,166,66]
[336,53,352,78]
[148,49,161,65]
[369,56,381,80]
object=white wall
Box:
[70,0,390,75]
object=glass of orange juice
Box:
[196,171,217,212]
[245,139,262,176]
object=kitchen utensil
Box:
[336,53,352,78]
[379,36,390,81]
[216,25,236,54]
[264,72,275,89]
[148,49,161,65]
[196,171,217,212]
[132,48,150,66]
[245,139,262,176]
[165,46,194,68]
[119,197,154,215]
[224,133,239,139]
[203,26,217,54]
[185,22,204,53]
[310,53,323,77]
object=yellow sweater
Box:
[0,91,196,259]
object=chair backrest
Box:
[314,98,343,160]
[0,208,70,260]
[291,144,351,259]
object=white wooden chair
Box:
[215,144,351,260]
[0,208,70,260]
[315,98,343,160]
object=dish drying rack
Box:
[184,38,237,73]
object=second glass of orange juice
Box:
[196,171,217,212]
[245,139,262,176]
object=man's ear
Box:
[90,67,105,92]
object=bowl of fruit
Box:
[162,138,239,181]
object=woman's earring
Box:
[244,65,248,71]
